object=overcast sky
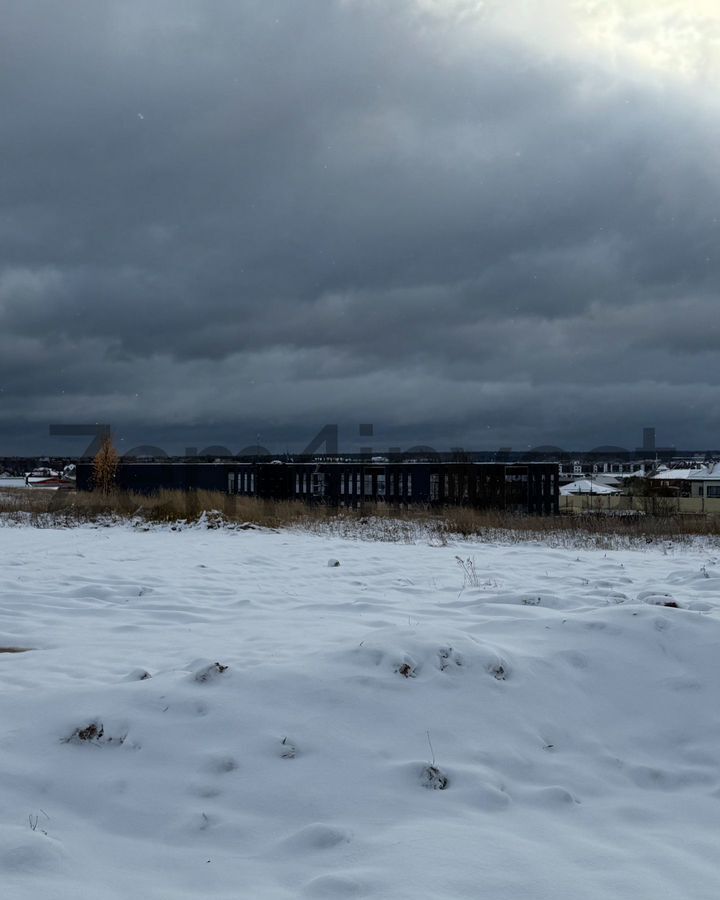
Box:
[2,0,719,456]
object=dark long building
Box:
[76,460,559,514]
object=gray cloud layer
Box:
[1,0,719,453]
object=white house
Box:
[560,479,621,496]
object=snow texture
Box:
[1,525,720,898]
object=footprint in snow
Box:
[204,754,239,774]
[280,823,351,852]
[304,873,366,897]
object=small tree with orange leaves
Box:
[93,433,119,494]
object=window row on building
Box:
[76,461,559,514]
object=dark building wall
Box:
[76,461,559,514]
[76,462,233,494]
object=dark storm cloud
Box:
[1,0,719,453]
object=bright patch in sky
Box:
[416,0,720,84]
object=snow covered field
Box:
[0,478,29,489]
[1,523,720,899]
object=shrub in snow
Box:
[489,663,507,680]
[640,591,682,608]
[193,662,229,683]
[353,627,512,684]
[28,812,49,835]
[123,668,151,681]
[280,737,297,758]
[421,765,449,790]
[327,558,341,567]
[396,661,416,678]
[63,721,126,746]
[437,646,463,671]
[638,590,680,607]
[193,510,226,530]
[456,555,480,587]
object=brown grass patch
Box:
[1,487,719,545]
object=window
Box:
[708,486,720,498]
[377,474,386,496]
[228,473,235,493]
[364,474,373,495]
[407,474,413,497]
[430,474,439,501]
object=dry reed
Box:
[1,487,718,547]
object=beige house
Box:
[688,463,720,499]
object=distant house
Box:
[558,461,645,484]
[560,479,620,496]
[651,463,720,498]
[688,463,720,499]
[650,466,701,497]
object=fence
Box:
[560,494,720,517]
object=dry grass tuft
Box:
[1,487,719,547]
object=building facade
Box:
[76,460,559,515]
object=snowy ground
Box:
[0,478,29,489]
[1,524,719,899]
